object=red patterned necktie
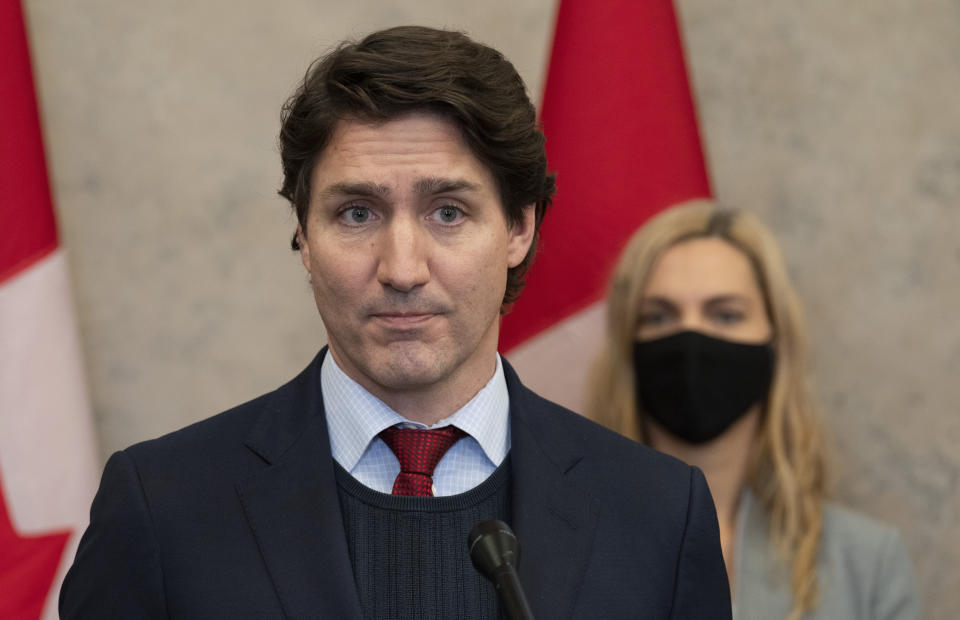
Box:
[379,426,467,497]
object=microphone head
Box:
[468,519,520,577]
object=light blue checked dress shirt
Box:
[321,351,511,496]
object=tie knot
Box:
[379,426,467,496]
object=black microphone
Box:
[468,520,536,620]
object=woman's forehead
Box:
[644,237,762,300]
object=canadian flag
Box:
[505,0,711,409]
[0,2,100,619]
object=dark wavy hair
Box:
[278,26,556,306]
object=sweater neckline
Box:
[333,454,511,513]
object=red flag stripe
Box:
[500,0,711,351]
[0,0,59,285]
[0,3,88,618]
[0,475,69,620]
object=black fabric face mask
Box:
[632,330,775,444]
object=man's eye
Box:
[432,206,463,224]
[341,206,371,224]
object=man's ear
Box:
[506,204,537,268]
[296,224,311,273]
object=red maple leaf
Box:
[0,477,70,620]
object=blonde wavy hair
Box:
[585,200,827,619]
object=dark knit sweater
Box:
[335,459,511,620]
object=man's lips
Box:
[370,312,439,328]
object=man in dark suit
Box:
[60,26,731,619]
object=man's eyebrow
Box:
[318,178,481,199]
[413,177,482,195]
[320,182,391,199]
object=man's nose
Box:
[376,216,430,292]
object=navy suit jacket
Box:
[61,351,731,619]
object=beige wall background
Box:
[24,0,958,616]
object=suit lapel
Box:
[235,351,364,620]
[505,362,599,620]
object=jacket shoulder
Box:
[820,504,917,588]
[822,502,901,549]
[739,497,920,620]
[124,388,273,463]
[124,352,323,470]
[818,504,921,618]
[515,382,694,479]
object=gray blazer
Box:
[734,491,921,620]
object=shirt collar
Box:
[321,350,511,471]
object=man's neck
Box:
[328,347,500,426]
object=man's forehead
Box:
[325,112,462,152]
[309,114,498,198]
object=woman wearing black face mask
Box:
[586,201,919,620]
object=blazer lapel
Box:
[505,362,599,620]
[235,351,364,620]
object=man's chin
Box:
[333,338,489,396]
[367,354,449,392]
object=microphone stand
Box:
[468,520,536,620]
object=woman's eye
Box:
[432,205,463,224]
[640,312,670,326]
[341,206,371,224]
[713,310,744,324]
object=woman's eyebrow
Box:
[641,296,679,312]
[705,294,751,306]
